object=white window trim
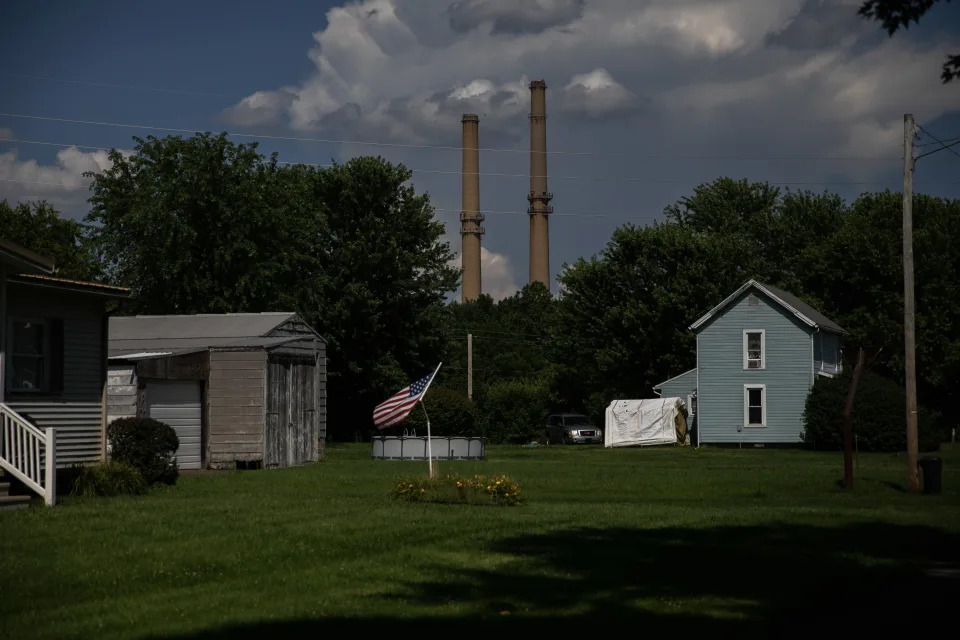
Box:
[744,384,767,428]
[743,329,765,370]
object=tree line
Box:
[2,133,957,443]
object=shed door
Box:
[266,357,317,468]
[145,380,202,470]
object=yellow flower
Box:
[420,488,425,493]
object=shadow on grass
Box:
[158,522,960,638]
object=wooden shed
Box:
[107,313,326,470]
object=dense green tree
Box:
[0,200,101,281]
[86,134,315,314]
[87,133,458,439]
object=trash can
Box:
[918,456,942,495]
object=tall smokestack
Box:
[460,114,484,302]
[528,80,552,289]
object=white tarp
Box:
[604,398,689,448]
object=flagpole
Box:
[420,362,442,478]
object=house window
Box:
[7,319,47,391]
[743,330,765,369]
[744,385,766,427]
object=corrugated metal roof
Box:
[108,313,305,357]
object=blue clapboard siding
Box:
[655,368,697,400]
[697,290,813,444]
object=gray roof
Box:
[757,282,846,334]
[109,312,305,357]
[689,280,846,335]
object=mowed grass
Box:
[2,443,959,638]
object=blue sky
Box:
[2,0,958,298]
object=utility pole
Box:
[903,113,919,493]
[842,347,865,490]
[467,333,473,401]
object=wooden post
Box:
[843,348,865,490]
[903,114,919,493]
[44,427,56,506]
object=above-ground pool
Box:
[371,436,485,460]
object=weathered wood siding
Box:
[697,290,813,445]
[5,285,107,465]
[207,350,266,467]
[265,356,318,467]
[267,315,327,457]
[106,364,138,425]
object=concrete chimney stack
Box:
[460,114,484,302]
[528,80,552,289]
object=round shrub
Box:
[70,462,147,497]
[481,377,551,444]
[107,417,180,484]
[803,369,940,452]
[401,387,478,436]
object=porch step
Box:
[0,494,32,511]
[0,481,11,496]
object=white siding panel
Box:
[145,380,202,470]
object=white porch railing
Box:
[815,360,843,376]
[0,403,56,506]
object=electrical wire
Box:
[916,124,960,162]
[0,136,903,186]
[0,72,241,99]
[0,111,902,161]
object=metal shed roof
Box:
[108,312,312,357]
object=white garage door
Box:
[145,380,202,470]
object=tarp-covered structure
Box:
[604,398,689,448]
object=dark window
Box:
[6,318,64,393]
[746,387,764,426]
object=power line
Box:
[915,135,960,148]
[0,111,902,161]
[0,177,664,219]
[0,136,904,186]
[0,72,241,99]
[916,124,960,162]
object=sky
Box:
[1,0,958,299]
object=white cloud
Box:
[480,246,520,300]
[0,145,127,216]
[448,245,520,301]
[560,68,639,118]
[448,0,584,35]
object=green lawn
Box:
[2,443,959,638]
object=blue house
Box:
[654,280,846,446]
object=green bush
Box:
[401,387,478,436]
[107,417,180,484]
[69,462,147,497]
[392,472,523,506]
[481,377,551,444]
[803,369,940,452]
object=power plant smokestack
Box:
[460,114,484,302]
[528,80,552,289]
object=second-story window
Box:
[743,330,765,369]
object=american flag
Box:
[373,368,438,429]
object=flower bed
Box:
[392,472,523,506]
